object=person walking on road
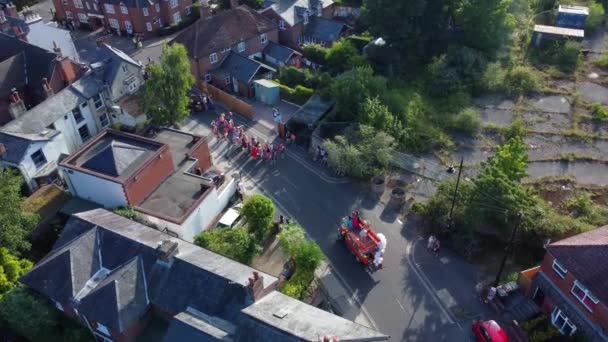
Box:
[432,239,441,257]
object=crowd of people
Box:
[211,112,287,164]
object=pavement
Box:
[179,105,507,341]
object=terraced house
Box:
[52,0,191,36]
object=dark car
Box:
[202,170,225,188]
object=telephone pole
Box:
[493,212,524,287]
[447,157,464,230]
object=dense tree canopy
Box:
[140,43,194,126]
[241,194,276,241]
[454,0,515,53]
[0,169,39,256]
[194,227,258,264]
[0,248,32,295]
[331,67,387,120]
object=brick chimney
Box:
[199,0,212,19]
[57,56,78,85]
[4,2,18,18]
[156,240,179,265]
[13,25,27,41]
[230,0,238,9]
[52,41,62,56]
[8,89,27,119]
[42,78,54,98]
[246,271,265,301]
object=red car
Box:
[471,320,509,342]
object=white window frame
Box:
[120,4,128,14]
[104,3,114,14]
[92,94,104,110]
[169,0,177,8]
[209,53,218,64]
[303,10,309,25]
[221,47,230,53]
[552,259,567,279]
[100,113,110,127]
[30,149,47,168]
[146,22,152,31]
[173,11,181,23]
[54,301,64,312]
[551,308,577,336]
[96,322,110,336]
[142,7,148,16]
[93,3,98,11]
[77,13,88,22]
[85,2,90,10]
[185,6,191,15]
[224,76,231,85]
[571,281,599,312]
[260,33,268,44]
[155,3,159,12]
[237,41,246,53]
[279,20,286,30]
[79,124,91,142]
[127,82,137,92]
[108,18,119,29]
[124,20,132,33]
[204,73,211,82]
[73,0,83,9]
[66,11,73,19]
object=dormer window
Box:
[120,3,128,14]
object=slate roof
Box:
[213,51,274,83]
[547,225,608,305]
[239,291,389,341]
[263,41,300,63]
[0,131,42,164]
[172,5,276,59]
[94,43,141,86]
[289,94,334,126]
[304,16,344,43]
[267,0,334,26]
[163,309,236,342]
[80,139,154,177]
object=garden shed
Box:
[254,79,280,105]
[556,5,588,29]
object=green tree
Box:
[330,67,387,120]
[302,44,328,64]
[503,66,540,94]
[293,241,324,272]
[324,39,366,75]
[140,43,194,126]
[194,227,258,264]
[360,97,396,133]
[454,0,515,53]
[0,248,32,295]
[488,136,528,182]
[277,223,306,256]
[0,169,39,256]
[241,194,275,241]
[451,107,481,136]
[586,1,605,32]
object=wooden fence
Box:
[198,81,254,120]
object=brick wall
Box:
[189,138,212,171]
[539,253,608,331]
[124,146,174,206]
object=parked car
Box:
[201,170,225,188]
[471,320,509,342]
[216,203,243,229]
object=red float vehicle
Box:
[471,320,509,342]
[337,214,386,268]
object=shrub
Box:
[591,102,608,122]
[302,44,327,64]
[450,107,481,136]
[278,67,307,88]
[241,194,275,241]
[506,118,526,139]
[556,41,581,72]
[586,1,605,32]
[0,248,32,295]
[113,207,139,220]
[346,35,372,50]
[325,39,366,74]
[504,66,539,94]
[279,84,313,105]
[596,55,608,69]
[566,192,608,226]
[281,269,314,300]
[481,62,507,92]
[194,227,258,264]
[293,241,324,272]
[277,223,306,255]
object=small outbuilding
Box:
[556,5,589,29]
[532,24,584,46]
[254,79,280,106]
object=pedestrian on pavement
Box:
[432,239,440,257]
[290,132,296,145]
[279,215,285,225]
[427,235,436,252]
[251,144,259,159]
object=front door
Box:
[232,77,239,94]
[533,286,545,306]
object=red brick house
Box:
[260,0,345,49]
[523,225,608,341]
[173,3,301,97]
[51,0,192,37]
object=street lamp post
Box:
[447,157,464,230]
[493,212,524,287]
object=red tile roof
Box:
[547,225,608,304]
[172,5,276,59]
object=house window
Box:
[303,11,309,25]
[260,33,268,44]
[224,76,231,85]
[127,82,137,92]
[77,13,88,22]
[66,11,73,19]
[279,20,286,30]
[81,101,88,108]
[93,3,98,11]
[31,149,47,168]
[104,3,114,14]
[209,53,218,64]
[155,3,159,12]
[79,125,91,142]
[173,11,181,23]
[73,0,83,9]
[96,322,110,336]
[204,73,211,82]
[552,259,567,279]
[142,7,148,16]
[85,2,90,10]
[92,94,104,109]
[237,42,246,53]
[221,47,230,53]
[169,0,177,8]
[62,0,68,5]
[551,308,577,336]
[146,22,152,31]
[120,4,128,14]
[108,18,119,29]
[185,6,191,15]
[72,108,84,123]
[571,281,599,312]
[124,20,132,33]
[100,113,110,127]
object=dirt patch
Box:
[527,160,608,186]
[479,108,514,126]
[524,134,608,161]
[579,120,608,137]
[530,95,571,114]
[523,112,571,133]
[473,95,515,109]
[579,82,608,105]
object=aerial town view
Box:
[0,0,608,340]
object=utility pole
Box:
[447,157,464,230]
[493,212,524,287]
